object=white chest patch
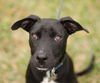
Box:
[41,71,57,83]
[41,76,56,83]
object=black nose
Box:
[36,55,48,64]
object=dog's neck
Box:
[40,61,64,83]
[41,55,70,83]
[41,59,64,83]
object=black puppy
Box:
[11,15,94,83]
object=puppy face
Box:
[29,19,68,69]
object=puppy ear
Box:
[59,17,89,35]
[11,15,40,32]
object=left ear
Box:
[59,17,89,35]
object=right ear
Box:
[11,15,40,32]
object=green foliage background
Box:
[0,0,100,83]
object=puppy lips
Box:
[36,67,48,71]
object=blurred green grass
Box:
[0,0,100,83]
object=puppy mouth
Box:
[36,64,49,71]
[36,67,48,71]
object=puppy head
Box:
[11,15,89,70]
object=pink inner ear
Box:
[69,23,79,31]
[69,23,76,28]
[21,21,29,28]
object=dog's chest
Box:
[41,71,57,83]
[41,76,56,83]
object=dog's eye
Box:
[32,34,38,40]
[54,35,62,41]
